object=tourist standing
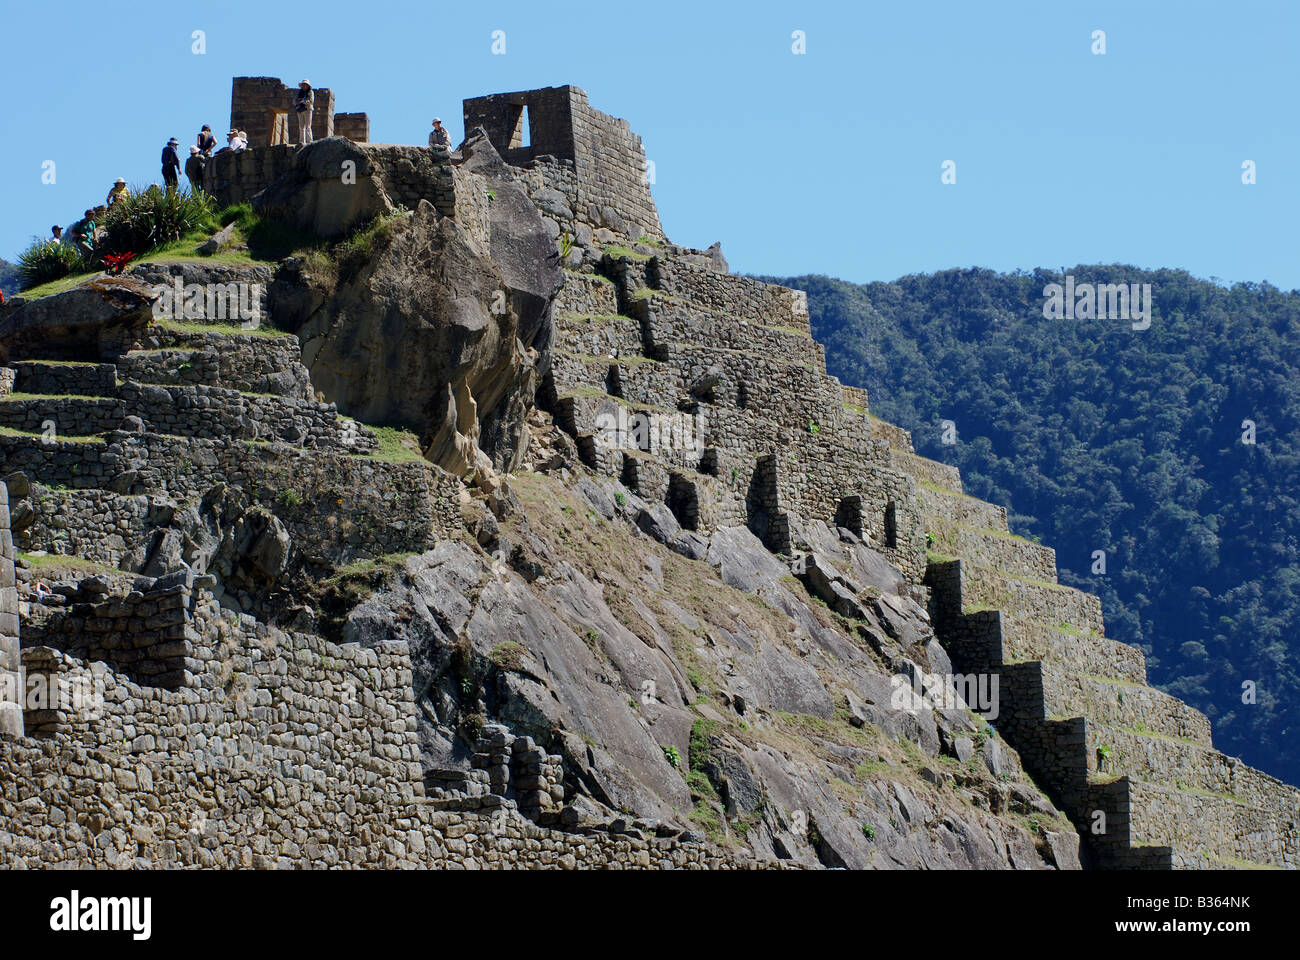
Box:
[161,138,182,190]
[106,178,129,206]
[295,80,315,146]
[185,146,206,190]
[197,124,217,156]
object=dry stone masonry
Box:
[0,83,1293,870]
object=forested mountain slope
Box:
[768,266,1300,785]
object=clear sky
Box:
[1,0,1296,289]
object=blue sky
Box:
[2,0,1296,288]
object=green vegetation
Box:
[603,244,650,261]
[688,718,717,772]
[16,239,83,289]
[662,744,681,768]
[774,265,1300,786]
[363,425,425,463]
[489,641,526,672]
[96,186,218,260]
[333,209,408,282]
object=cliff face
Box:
[0,85,1293,870]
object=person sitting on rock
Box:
[197,124,217,156]
[106,177,130,206]
[429,117,450,150]
[184,146,206,190]
[72,209,97,258]
[295,80,315,146]
[223,129,247,153]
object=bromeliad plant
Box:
[102,251,136,275]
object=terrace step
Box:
[10,361,117,397]
[959,560,1105,636]
[919,485,1008,533]
[927,520,1056,583]
[0,382,374,452]
[998,614,1145,685]
[555,271,620,316]
[554,310,646,359]
[631,292,821,370]
[889,449,963,495]
[1035,662,1212,746]
[868,416,914,454]
[647,255,811,332]
[118,340,315,399]
[1124,778,1299,868]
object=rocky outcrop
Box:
[459,130,564,367]
[0,275,156,364]
[252,137,395,239]
[291,200,540,476]
[341,472,1081,870]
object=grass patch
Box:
[603,245,650,261]
[0,425,103,444]
[17,552,119,576]
[361,425,424,463]
[153,318,292,339]
[489,641,527,672]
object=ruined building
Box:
[0,83,1295,869]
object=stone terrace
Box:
[865,428,1300,869]
[542,251,927,583]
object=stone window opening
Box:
[507,103,531,150]
[884,500,899,549]
[667,473,700,531]
[699,448,719,477]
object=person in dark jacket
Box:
[161,138,182,190]
[197,124,217,156]
[184,146,206,191]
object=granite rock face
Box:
[252,137,395,239]
[342,481,1080,871]
[292,201,538,476]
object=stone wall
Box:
[0,483,20,738]
[0,432,461,570]
[467,86,665,242]
[0,383,375,453]
[0,577,774,870]
[24,569,204,690]
[202,144,299,207]
[230,77,336,148]
[203,142,459,220]
[333,113,370,143]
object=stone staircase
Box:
[869,426,1300,868]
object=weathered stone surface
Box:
[253,137,395,239]
[0,276,157,364]
[293,201,538,475]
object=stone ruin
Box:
[229,76,370,148]
[0,83,1296,870]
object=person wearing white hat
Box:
[161,137,182,191]
[429,117,450,150]
[295,80,315,146]
[185,145,206,190]
[106,177,130,207]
